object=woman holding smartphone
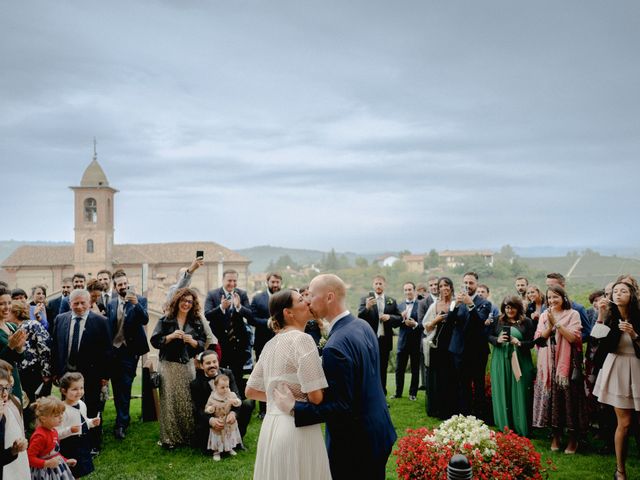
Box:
[422,277,457,419]
[488,295,536,436]
[593,281,640,480]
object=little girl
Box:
[205,374,242,461]
[57,372,100,478]
[27,396,76,480]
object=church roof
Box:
[2,242,249,268]
[80,159,110,187]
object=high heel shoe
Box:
[614,468,625,480]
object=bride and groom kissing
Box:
[245,274,397,480]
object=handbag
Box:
[571,349,584,383]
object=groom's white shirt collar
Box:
[327,310,350,335]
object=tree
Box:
[355,257,369,268]
[424,249,439,269]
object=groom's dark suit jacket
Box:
[293,313,397,480]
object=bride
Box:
[245,289,331,480]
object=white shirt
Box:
[67,310,89,357]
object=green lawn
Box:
[87,375,637,479]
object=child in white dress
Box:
[205,374,242,461]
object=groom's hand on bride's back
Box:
[273,382,295,414]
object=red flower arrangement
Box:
[395,427,553,480]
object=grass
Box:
[86,375,638,479]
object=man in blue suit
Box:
[450,271,492,419]
[58,273,87,316]
[51,289,111,452]
[249,272,281,418]
[46,277,73,334]
[204,269,252,395]
[276,274,397,480]
[395,281,422,400]
[106,270,149,440]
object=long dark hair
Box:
[604,281,640,330]
[545,285,572,310]
[437,277,454,298]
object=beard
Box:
[268,286,281,295]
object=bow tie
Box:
[406,301,414,305]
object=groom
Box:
[275,274,397,480]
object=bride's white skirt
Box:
[253,412,331,480]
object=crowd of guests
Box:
[1,262,639,479]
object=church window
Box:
[87,239,94,253]
[84,198,97,223]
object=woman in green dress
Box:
[488,295,536,436]
[0,287,27,402]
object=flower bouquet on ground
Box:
[395,415,551,480]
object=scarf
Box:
[535,309,581,389]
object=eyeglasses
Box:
[180,299,194,305]
[0,385,11,394]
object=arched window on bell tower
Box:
[84,198,97,223]
[87,239,94,253]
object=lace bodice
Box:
[246,329,327,412]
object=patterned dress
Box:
[205,389,243,453]
[27,426,74,480]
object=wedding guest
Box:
[422,277,457,419]
[525,285,545,326]
[488,295,536,436]
[593,281,640,480]
[86,279,106,315]
[29,285,49,330]
[150,288,206,448]
[0,360,29,479]
[0,287,27,400]
[532,285,588,454]
[9,301,51,427]
[395,282,422,401]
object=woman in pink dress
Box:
[593,281,640,480]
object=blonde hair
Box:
[33,396,66,419]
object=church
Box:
[2,149,251,319]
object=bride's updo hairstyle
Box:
[268,289,295,332]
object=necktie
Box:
[103,293,110,306]
[72,404,89,435]
[69,316,82,368]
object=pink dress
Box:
[593,332,640,410]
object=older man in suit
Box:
[276,274,396,480]
[51,289,111,452]
[357,275,402,396]
[106,270,149,440]
[204,269,252,394]
[248,272,281,418]
[395,281,423,401]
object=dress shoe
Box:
[257,412,266,420]
[393,395,402,399]
[409,395,417,401]
[90,448,100,457]
[114,427,126,440]
[418,386,426,391]
[235,444,247,452]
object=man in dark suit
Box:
[106,270,149,440]
[395,282,422,400]
[357,275,402,395]
[46,277,73,334]
[58,273,87,315]
[190,350,252,453]
[51,289,111,452]
[450,271,492,419]
[204,269,252,394]
[276,274,396,480]
[248,272,281,418]
[96,269,113,308]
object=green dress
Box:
[0,322,24,402]
[489,319,536,437]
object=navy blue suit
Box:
[51,310,111,449]
[450,295,491,418]
[204,288,252,393]
[357,295,402,394]
[248,290,274,359]
[46,296,65,334]
[106,295,149,429]
[294,314,397,480]
[395,300,422,397]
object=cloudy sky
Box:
[1,1,638,253]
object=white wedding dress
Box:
[247,329,331,480]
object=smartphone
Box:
[196,250,204,258]
[462,285,469,294]
[368,291,376,299]
[501,326,511,341]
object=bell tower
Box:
[70,140,117,276]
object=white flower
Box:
[423,415,497,460]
